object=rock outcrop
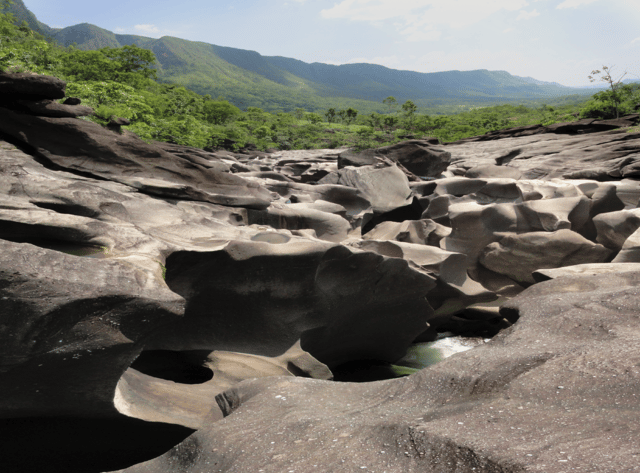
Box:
[3,72,640,473]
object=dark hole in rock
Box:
[1,236,108,258]
[130,350,213,384]
[33,201,98,218]
[362,197,424,235]
[434,314,514,338]
[334,334,495,382]
[0,416,195,473]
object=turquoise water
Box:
[395,334,488,371]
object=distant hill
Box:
[54,23,121,50]
[1,0,54,36]
[4,0,597,113]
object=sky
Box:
[22,0,640,87]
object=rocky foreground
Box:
[2,72,640,472]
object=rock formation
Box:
[2,72,640,472]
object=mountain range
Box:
[4,0,598,112]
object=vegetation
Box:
[1,3,639,154]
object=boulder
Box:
[465,164,522,180]
[340,139,451,178]
[16,99,94,118]
[446,126,640,180]
[117,271,640,473]
[593,208,640,250]
[0,107,273,209]
[351,239,496,319]
[247,202,351,243]
[318,163,413,213]
[144,241,437,368]
[362,219,451,246]
[0,239,184,418]
[612,226,640,262]
[0,71,66,101]
[479,229,613,285]
[114,341,331,430]
[440,196,591,270]
[533,262,640,281]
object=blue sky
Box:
[23,0,640,87]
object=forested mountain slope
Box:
[3,0,595,112]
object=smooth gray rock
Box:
[16,99,94,117]
[117,271,640,473]
[446,127,640,180]
[593,208,640,250]
[341,140,451,178]
[441,196,591,270]
[363,219,451,246]
[318,163,413,213]
[479,229,613,284]
[0,71,66,100]
[532,262,640,281]
[0,107,273,209]
[612,226,640,262]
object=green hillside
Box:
[0,0,53,36]
[3,0,596,113]
[53,23,121,50]
[48,24,594,112]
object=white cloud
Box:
[630,37,640,45]
[321,0,529,41]
[556,0,600,9]
[503,27,515,33]
[134,24,161,34]
[516,9,540,20]
[113,24,175,38]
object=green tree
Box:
[588,65,627,119]
[0,5,61,74]
[368,112,383,129]
[401,100,418,130]
[383,115,398,131]
[60,45,157,88]
[325,107,337,124]
[305,112,322,124]
[100,44,157,87]
[383,96,397,113]
[345,107,358,125]
[203,100,240,125]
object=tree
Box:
[367,112,383,129]
[60,45,157,88]
[204,100,240,125]
[401,100,418,130]
[325,107,337,124]
[383,96,397,113]
[305,112,322,124]
[345,107,358,125]
[101,44,157,87]
[588,65,627,119]
[383,115,398,131]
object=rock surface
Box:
[117,270,640,473]
[3,72,640,473]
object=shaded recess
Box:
[0,416,195,473]
[130,350,213,384]
[0,221,107,258]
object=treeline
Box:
[1,7,639,152]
